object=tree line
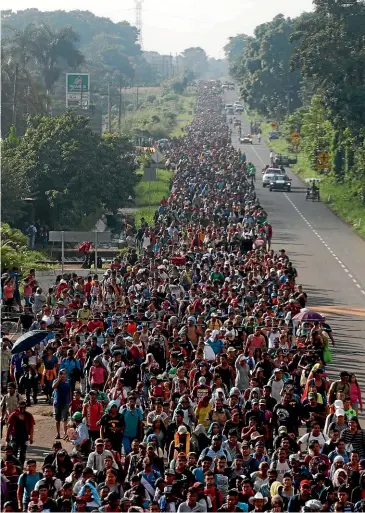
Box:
[1,9,228,137]
[225,0,365,192]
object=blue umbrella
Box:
[11,330,48,354]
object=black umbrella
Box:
[11,330,48,354]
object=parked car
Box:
[269,132,280,141]
[274,154,297,166]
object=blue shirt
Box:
[18,472,43,504]
[208,338,224,355]
[11,353,25,373]
[120,406,143,437]
[60,357,81,381]
[53,380,71,406]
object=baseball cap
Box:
[336,409,345,416]
[95,438,104,445]
[301,480,312,487]
[278,426,287,434]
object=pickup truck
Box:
[274,154,298,166]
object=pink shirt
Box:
[89,366,105,384]
[350,382,362,407]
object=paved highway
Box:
[224,90,365,396]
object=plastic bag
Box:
[323,344,332,364]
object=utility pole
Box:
[12,63,19,134]
[108,83,111,133]
[118,83,122,132]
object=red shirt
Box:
[87,320,104,332]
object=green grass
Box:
[260,123,365,239]
[169,94,196,137]
[133,168,172,227]
[135,168,172,207]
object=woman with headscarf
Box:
[332,467,348,488]
[235,354,251,391]
[330,455,345,479]
[190,424,210,454]
[75,481,101,512]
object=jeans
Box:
[122,435,135,454]
[25,376,38,404]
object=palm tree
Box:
[30,24,85,112]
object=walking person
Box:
[6,399,35,466]
[52,369,71,440]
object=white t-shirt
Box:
[275,461,291,483]
[298,432,328,452]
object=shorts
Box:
[352,401,359,411]
[54,404,69,422]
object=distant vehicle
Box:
[274,154,297,166]
[222,83,229,89]
[262,168,285,187]
[269,175,292,192]
[235,106,244,113]
[233,119,242,127]
[240,135,252,144]
[227,108,234,115]
[305,178,321,201]
[225,103,233,111]
[269,132,280,141]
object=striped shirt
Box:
[340,428,365,458]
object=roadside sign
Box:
[271,121,278,129]
[143,167,157,181]
[291,131,301,147]
[151,150,163,164]
[49,231,111,243]
[66,73,90,109]
[316,151,330,169]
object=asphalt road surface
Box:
[225,90,365,399]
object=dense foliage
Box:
[227,0,365,191]
[1,112,139,230]
[0,223,53,271]
[1,10,227,138]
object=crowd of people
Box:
[1,81,365,513]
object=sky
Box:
[5,0,314,57]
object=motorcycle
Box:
[306,188,320,201]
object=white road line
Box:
[283,192,364,297]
